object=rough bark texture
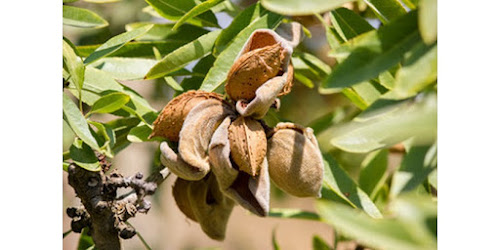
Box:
[67,161,170,249]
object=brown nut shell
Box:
[150,90,223,141]
[227,116,267,177]
[267,123,324,197]
[172,177,197,222]
[225,43,283,101]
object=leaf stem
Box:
[125,222,152,250]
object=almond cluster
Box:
[150,27,323,240]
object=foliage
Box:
[63,0,436,249]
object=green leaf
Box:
[63,93,100,151]
[88,121,115,157]
[418,0,437,44]
[63,162,71,172]
[144,0,219,28]
[350,81,385,108]
[70,139,101,171]
[321,11,421,95]
[321,155,382,218]
[393,42,437,99]
[125,22,209,42]
[152,47,184,91]
[199,12,283,92]
[78,41,186,58]
[178,55,215,92]
[359,149,388,198]
[268,208,320,220]
[63,6,109,29]
[390,142,437,197]
[145,30,221,79]
[63,0,79,3]
[89,92,130,115]
[261,0,355,15]
[363,0,407,24]
[84,0,121,3]
[173,0,225,30]
[316,198,436,250]
[330,7,374,42]
[88,57,157,80]
[214,3,263,55]
[77,227,95,250]
[106,117,141,154]
[83,24,154,65]
[68,67,156,116]
[63,38,85,99]
[319,92,436,153]
[378,71,396,90]
[127,123,153,142]
[312,235,332,250]
[272,228,281,250]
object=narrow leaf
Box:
[316,200,436,250]
[261,0,355,16]
[214,3,263,55]
[63,93,100,151]
[419,0,437,44]
[173,0,224,30]
[393,42,437,99]
[390,142,437,197]
[63,6,108,29]
[145,30,221,79]
[77,227,95,250]
[321,11,421,93]
[125,22,209,42]
[319,92,437,153]
[63,38,85,96]
[359,149,388,198]
[144,0,219,28]
[272,228,281,250]
[127,123,153,142]
[77,41,186,58]
[321,155,382,218]
[89,92,130,115]
[363,0,407,24]
[84,0,121,3]
[312,235,332,250]
[88,57,157,80]
[330,7,374,42]
[83,24,154,65]
[268,208,320,220]
[199,13,283,92]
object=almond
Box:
[150,90,223,141]
[227,116,267,177]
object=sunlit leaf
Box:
[199,12,282,92]
[214,3,263,55]
[125,22,209,42]
[77,41,188,58]
[322,11,421,92]
[145,30,221,79]
[321,154,382,218]
[127,123,153,142]
[316,198,436,250]
[363,0,407,24]
[393,42,437,99]
[390,142,437,197]
[63,93,100,151]
[144,0,219,28]
[77,227,95,250]
[63,6,108,29]
[88,92,130,115]
[319,92,437,153]
[359,149,388,198]
[268,208,320,220]
[88,57,157,80]
[261,0,354,15]
[83,24,154,65]
[84,0,121,3]
[173,0,225,30]
[419,0,437,44]
[63,38,85,98]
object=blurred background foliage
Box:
[63,0,437,249]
